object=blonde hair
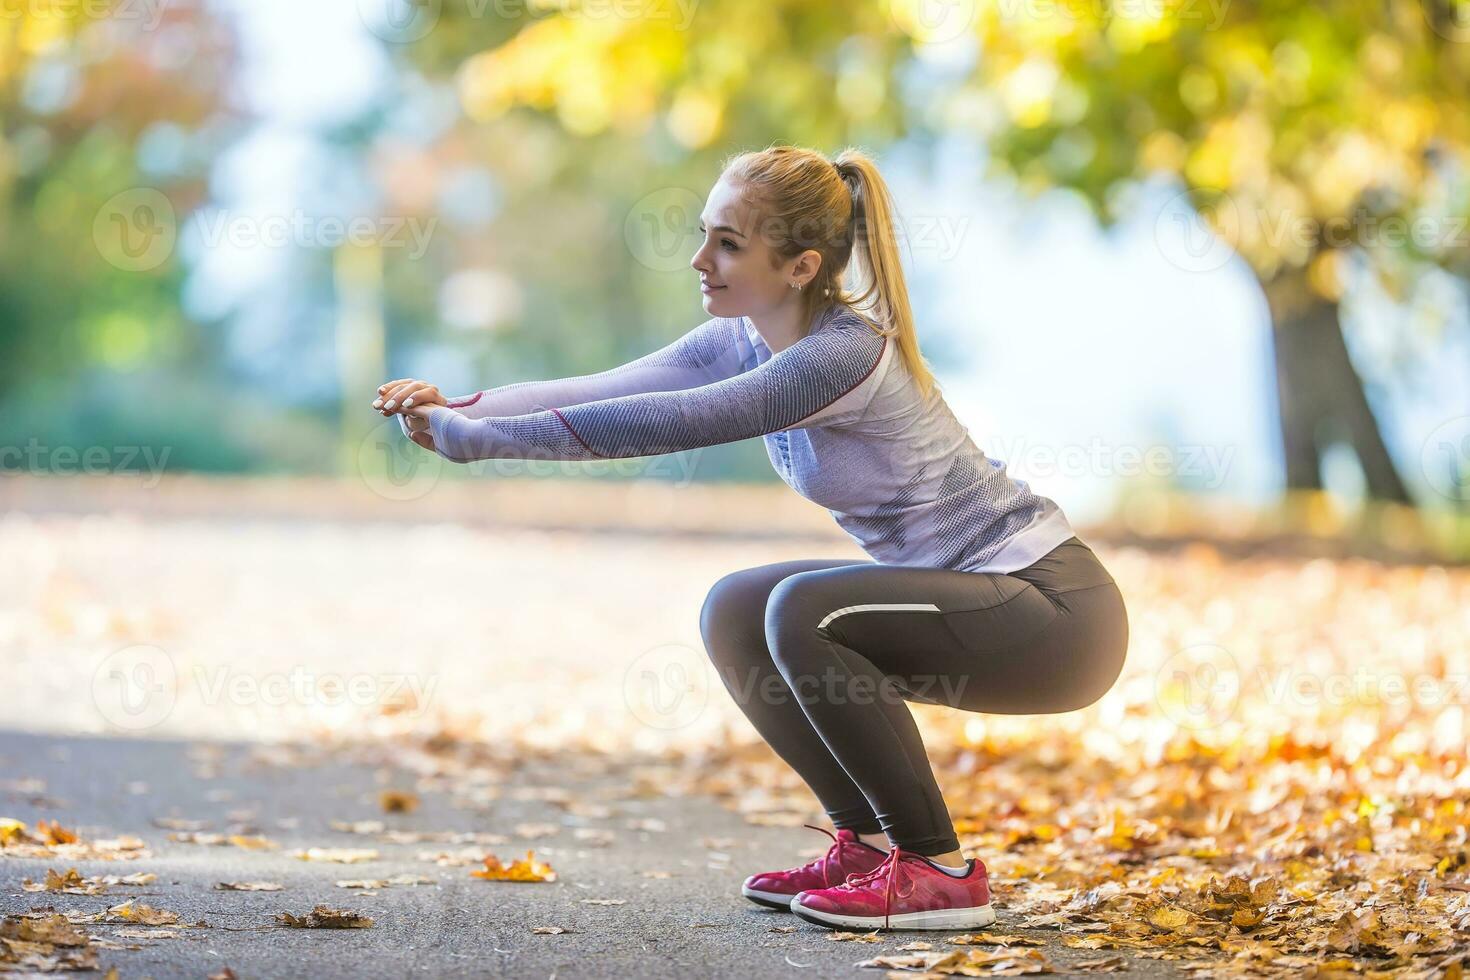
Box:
[719,143,940,399]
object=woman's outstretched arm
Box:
[394,315,745,444]
[418,323,886,463]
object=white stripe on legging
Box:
[817,603,942,631]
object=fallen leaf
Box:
[470,850,557,883]
[291,847,380,863]
[380,790,419,813]
[275,905,374,929]
[335,874,434,889]
[1,912,89,946]
[948,933,1047,947]
[106,899,180,926]
[228,834,278,850]
[152,817,210,831]
[514,822,559,839]
[114,927,181,939]
[23,868,105,895]
[1074,955,1128,972]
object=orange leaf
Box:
[470,849,557,883]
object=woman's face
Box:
[690,176,815,317]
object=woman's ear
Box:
[790,248,823,287]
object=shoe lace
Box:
[800,824,865,889]
[840,846,919,930]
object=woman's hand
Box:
[372,378,447,417]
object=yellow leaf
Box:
[106,899,180,925]
[291,847,379,863]
[228,834,278,851]
[1145,904,1191,930]
[0,817,28,846]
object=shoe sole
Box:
[790,898,997,931]
[741,884,797,910]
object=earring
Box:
[790,281,803,290]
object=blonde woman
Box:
[375,145,1129,931]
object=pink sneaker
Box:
[790,846,996,931]
[742,825,890,910]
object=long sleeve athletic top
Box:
[401,303,1077,574]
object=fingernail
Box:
[404,398,414,407]
[384,400,396,409]
[372,399,382,407]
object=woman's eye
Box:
[699,227,737,250]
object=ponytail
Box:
[833,149,937,399]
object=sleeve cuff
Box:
[428,405,464,461]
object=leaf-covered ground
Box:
[2,504,1467,977]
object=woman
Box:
[373,144,1129,932]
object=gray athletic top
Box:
[403,302,1076,574]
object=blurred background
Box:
[1,0,1467,552]
[2,2,1470,972]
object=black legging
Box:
[699,535,1128,856]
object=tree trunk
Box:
[1262,264,1412,503]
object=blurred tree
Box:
[962,0,1469,502]
[369,0,928,480]
[0,4,230,391]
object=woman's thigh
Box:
[765,562,1129,715]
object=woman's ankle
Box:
[923,848,968,870]
[855,832,890,851]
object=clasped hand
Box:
[372,379,449,449]
[372,378,448,427]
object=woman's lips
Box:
[701,282,725,293]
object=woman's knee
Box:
[699,569,769,668]
[762,573,829,674]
